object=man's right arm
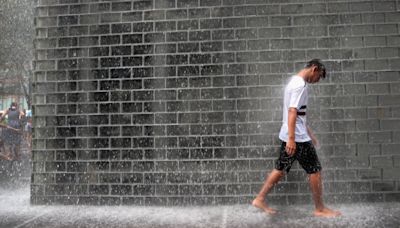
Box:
[285,107,297,156]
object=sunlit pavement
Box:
[0,187,399,228]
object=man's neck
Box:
[297,69,309,83]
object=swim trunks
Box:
[275,141,322,174]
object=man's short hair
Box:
[305,59,326,79]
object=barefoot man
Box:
[252,59,341,217]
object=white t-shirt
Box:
[279,75,311,142]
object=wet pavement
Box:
[1,187,399,228]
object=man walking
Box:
[252,59,341,217]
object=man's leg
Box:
[309,172,341,217]
[252,169,284,214]
[14,145,21,160]
[0,143,12,160]
[0,148,11,160]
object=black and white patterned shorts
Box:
[275,141,322,174]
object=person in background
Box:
[0,111,8,159]
[252,59,341,218]
[0,102,25,160]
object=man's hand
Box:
[286,139,296,156]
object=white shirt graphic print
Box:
[279,75,311,142]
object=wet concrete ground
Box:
[1,187,399,228]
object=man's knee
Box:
[271,169,285,177]
[308,171,322,179]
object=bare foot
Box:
[314,207,341,218]
[252,198,277,215]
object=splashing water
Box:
[0,187,399,228]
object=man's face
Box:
[307,66,322,84]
